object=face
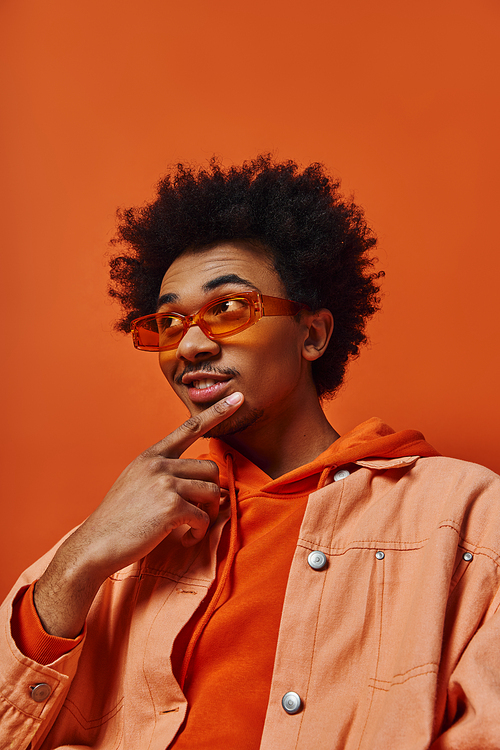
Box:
[157,242,316,439]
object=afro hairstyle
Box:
[109,154,383,398]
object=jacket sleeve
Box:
[0,538,85,750]
[430,587,500,749]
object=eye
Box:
[210,298,247,316]
[157,314,182,334]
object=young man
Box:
[1,156,500,749]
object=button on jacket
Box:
[1,423,500,749]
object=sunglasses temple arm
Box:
[260,295,309,316]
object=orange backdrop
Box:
[1,0,499,599]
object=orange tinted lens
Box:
[135,315,183,350]
[203,297,252,335]
[135,317,160,348]
[157,315,184,348]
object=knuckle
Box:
[190,479,206,492]
[197,508,210,526]
[172,500,206,528]
[192,479,219,495]
[158,473,178,492]
[161,458,176,473]
[200,459,220,480]
[212,401,227,416]
[147,456,168,473]
[180,415,204,435]
[169,493,184,512]
[192,503,207,520]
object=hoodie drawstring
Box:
[317,465,333,490]
[179,453,239,691]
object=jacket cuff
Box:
[0,584,85,749]
[11,581,85,665]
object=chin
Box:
[203,407,264,439]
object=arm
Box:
[0,392,243,749]
[430,593,500,750]
[34,392,243,638]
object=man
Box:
[1,156,500,749]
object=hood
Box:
[202,417,440,495]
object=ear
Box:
[301,309,334,362]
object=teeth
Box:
[193,379,216,390]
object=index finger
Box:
[155,392,244,459]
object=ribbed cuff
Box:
[11,581,85,665]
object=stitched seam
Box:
[0,693,45,720]
[62,697,124,729]
[140,524,225,745]
[140,532,212,745]
[296,539,500,570]
[357,553,384,749]
[140,569,212,584]
[329,477,344,539]
[369,667,439,690]
[374,662,439,681]
[141,589,180,746]
[297,540,428,552]
[295,565,329,748]
[298,535,433,546]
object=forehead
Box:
[159,242,285,303]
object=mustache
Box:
[175,364,240,386]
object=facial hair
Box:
[203,406,265,439]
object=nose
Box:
[175,323,221,362]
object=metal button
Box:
[333,469,350,482]
[30,683,52,702]
[308,550,328,570]
[463,552,473,562]
[375,551,385,560]
[282,691,302,714]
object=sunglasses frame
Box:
[130,290,311,352]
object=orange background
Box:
[1,0,499,599]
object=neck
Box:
[221,390,340,479]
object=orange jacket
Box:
[1,419,500,749]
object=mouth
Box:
[180,371,235,405]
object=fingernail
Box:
[226,392,243,405]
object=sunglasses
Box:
[131,290,310,352]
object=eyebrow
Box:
[156,274,258,309]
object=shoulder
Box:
[395,455,500,556]
[409,454,500,492]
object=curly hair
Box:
[109,154,383,398]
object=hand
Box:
[33,392,243,637]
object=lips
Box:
[181,371,234,404]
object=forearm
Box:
[34,535,105,638]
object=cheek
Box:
[238,317,302,350]
[158,354,176,385]
[239,323,303,384]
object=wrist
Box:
[34,543,104,638]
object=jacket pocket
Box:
[38,694,124,750]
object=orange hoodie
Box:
[12,418,439,749]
